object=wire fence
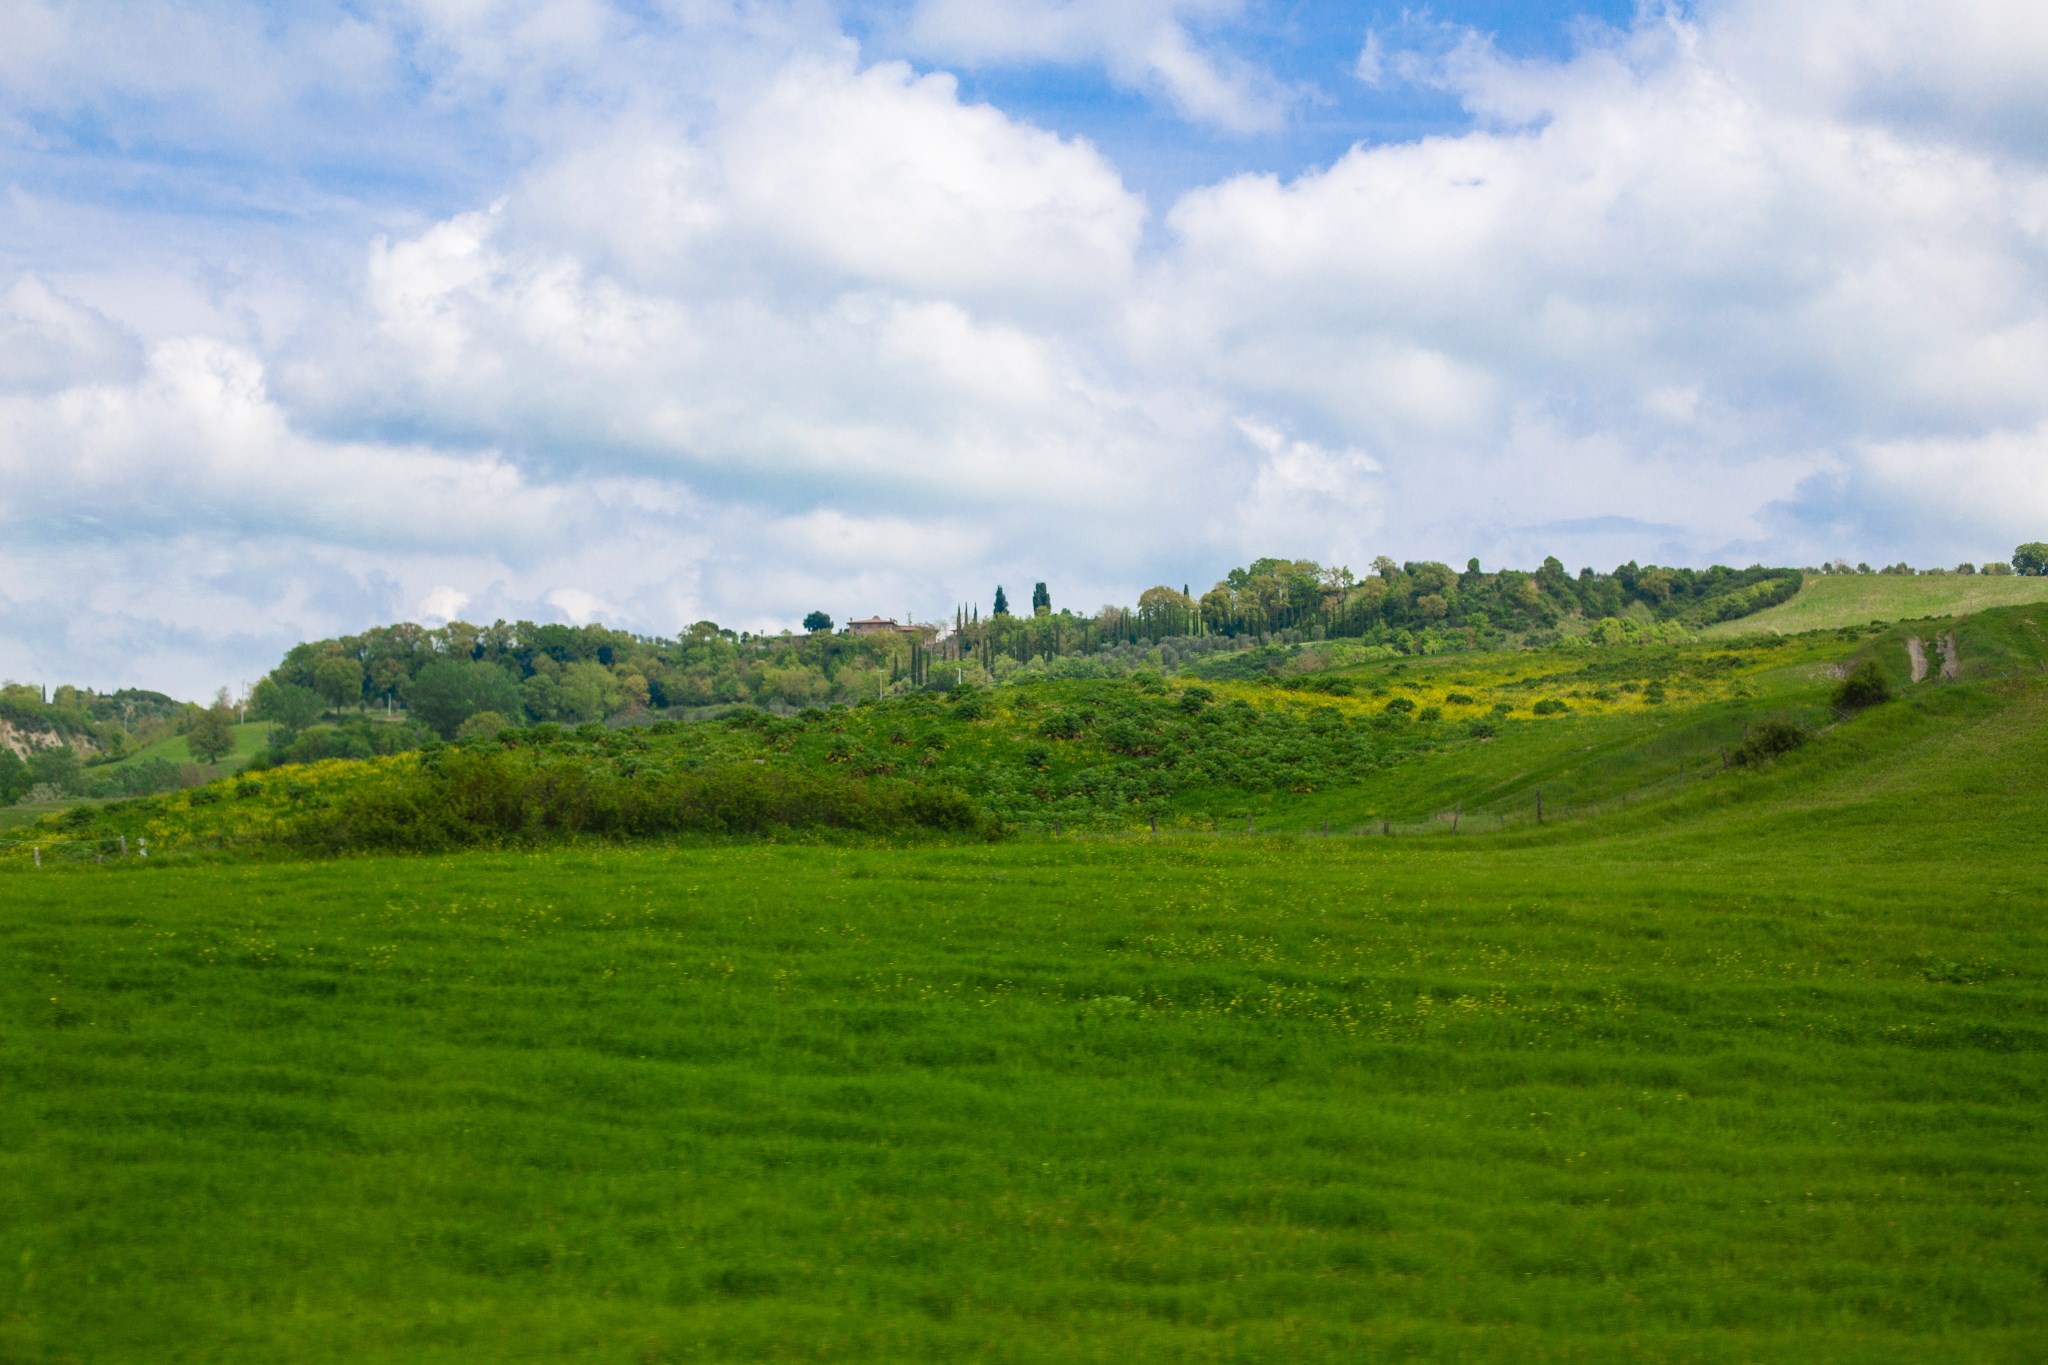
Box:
[0,834,146,867]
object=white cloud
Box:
[0,335,582,551]
[721,56,1145,305]
[1847,422,2048,547]
[417,585,471,623]
[0,277,140,393]
[1235,420,1383,565]
[1148,2,2048,560]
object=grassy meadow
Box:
[1702,573,2048,636]
[91,720,274,776]
[4,607,2047,1360]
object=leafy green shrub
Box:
[287,750,989,852]
[0,748,30,805]
[1417,706,1442,723]
[1101,720,1155,755]
[1834,661,1892,711]
[1178,687,1214,712]
[1444,693,1475,706]
[1382,697,1416,715]
[79,756,191,799]
[1466,719,1496,739]
[1532,698,1569,716]
[455,711,514,741]
[1730,719,1809,766]
[1642,682,1667,703]
[1039,711,1086,740]
[270,717,434,767]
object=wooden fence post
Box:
[1451,804,1461,834]
[1246,814,1255,835]
[1149,814,1157,834]
[32,846,41,868]
[119,835,128,858]
[1535,790,1543,825]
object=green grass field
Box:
[1703,573,2048,636]
[91,720,274,775]
[5,613,2047,1360]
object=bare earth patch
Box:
[1906,636,1928,682]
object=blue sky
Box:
[2,0,2046,696]
[855,1,1646,205]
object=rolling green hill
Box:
[1702,572,2048,636]
[28,604,2036,857]
[5,608,2046,1359]
[90,720,274,775]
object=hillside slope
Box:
[13,605,2045,861]
[1702,573,2048,636]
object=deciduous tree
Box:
[311,654,363,713]
[405,660,522,740]
[187,696,237,766]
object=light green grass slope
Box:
[1703,572,2048,635]
[3,666,2045,1360]
[91,720,273,774]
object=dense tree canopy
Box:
[406,660,524,740]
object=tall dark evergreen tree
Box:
[1031,581,1051,614]
[993,586,1010,616]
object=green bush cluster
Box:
[287,746,989,852]
[1834,660,1893,711]
[1729,718,1810,766]
[0,747,196,804]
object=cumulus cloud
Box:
[0,335,583,551]
[3,0,2047,694]
[0,277,140,393]
[1149,0,2048,558]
